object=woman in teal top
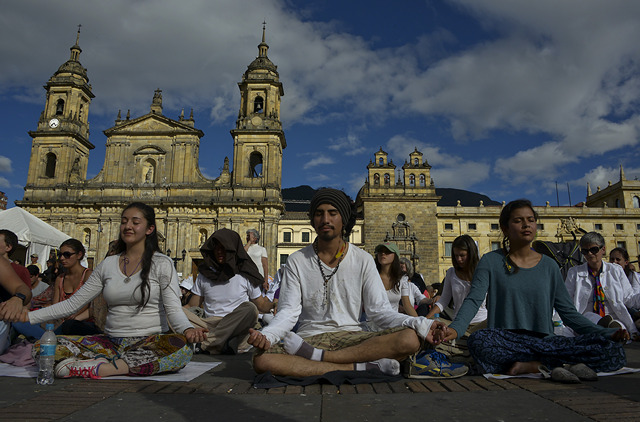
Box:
[438,199,629,375]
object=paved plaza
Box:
[0,342,638,421]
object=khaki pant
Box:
[185,301,259,354]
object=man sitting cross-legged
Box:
[249,188,467,378]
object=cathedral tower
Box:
[25,27,95,192]
[230,24,286,201]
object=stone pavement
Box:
[0,342,638,422]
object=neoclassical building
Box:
[16,29,640,283]
[17,27,286,275]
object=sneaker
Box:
[55,357,108,379]
[406,350,468,379]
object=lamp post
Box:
[166,248,187,269]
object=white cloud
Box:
[303,155,334,170]
[0,176,11,188]
[328,133,368,156]
[0,156,11,173]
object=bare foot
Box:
[507,361,541,375]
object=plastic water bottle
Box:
[36,323,57,385]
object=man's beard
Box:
[316,225,342,242]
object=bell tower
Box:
[25,26,95,190]
[230,23,286,201]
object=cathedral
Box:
[17,27,285,275]
[17,28,640,284]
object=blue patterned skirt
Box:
[467,328,626,374]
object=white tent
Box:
[0,207,71,267]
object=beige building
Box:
[17,29,640,284]
[17,27,285,276]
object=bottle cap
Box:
[45,323,55,331]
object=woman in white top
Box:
[427,235,487,328]
[16,202,207,379]
[374,242,416,317]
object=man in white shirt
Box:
[185,229,274,354]
[248,188,448,377]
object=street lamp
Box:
[166,248,187,269]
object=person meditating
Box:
[436,199,629,381]
[5,202,207,379]
[248,188,451,379]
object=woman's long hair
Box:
[375,251,403,292]
[499,199,538,274]
[451,234,479,281]
[113,202,160,309]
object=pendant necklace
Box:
[122,255,141,282]
[313,239,346,308]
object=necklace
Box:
[122,255,141,282]
[313,239,346,308]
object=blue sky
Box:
[1,0,640,208]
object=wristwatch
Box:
[13,292,27,304]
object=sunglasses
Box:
[60,251,77,259]
[580,246,602,256]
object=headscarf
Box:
[308,188,355,237]
[198,228,263,287]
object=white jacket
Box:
[565,261,639,334]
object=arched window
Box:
[249,151,263,177]
[45,153,56,178]
[419,174,426,186]
[373,173,380,185]
[384,173,390,185]
[79,104,84,120]
[378,157,384,165]
[409,174,415,187]
[633,196,640,208]
[56,99,65,115]
[615,198,621,208]
[414,158,419,165]
[253,96,264,113]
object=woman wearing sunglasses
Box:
[565,232,640,339]
[52,239,100,335]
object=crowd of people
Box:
[0,190,637,384]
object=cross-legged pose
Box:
[5,202,207,379]
[248,188,459,379]
[185,228,274,354]
[437,199,629,381]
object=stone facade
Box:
[17,27,285,276]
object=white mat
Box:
[484,366,640,380]
[0,361,221,382]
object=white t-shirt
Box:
[246,244,268,277]
[407,282,427,307]
[29,253,192,337]
[435,267,487,325]
[192,273,261,318]
[260,244,433,345]
[385,275,411,311]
